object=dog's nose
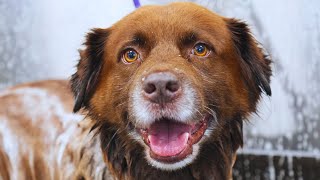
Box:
[142,72,181,104]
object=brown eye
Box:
[192,44,209,57]
[123,49,139,63]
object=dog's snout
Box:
[142,72,181,103]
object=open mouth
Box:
[137,116,209,163]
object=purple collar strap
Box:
[133,0,141,8]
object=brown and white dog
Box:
[0,2,271,180]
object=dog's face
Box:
[71,3,271,172]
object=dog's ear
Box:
[70,28,110,113]
[226,19,272,100]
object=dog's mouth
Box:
[137,116,209,163]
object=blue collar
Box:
[133,0,141,8]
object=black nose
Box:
[142,72,181,104]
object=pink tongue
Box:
[148,120,192,157]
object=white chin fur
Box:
[129,131,199,170]
[144,125,215,171]
[130,126,215,171]
[145,144,200,171]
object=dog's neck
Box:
[98,117,243,180]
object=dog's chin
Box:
[132,115,212,171]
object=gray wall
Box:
[216,0,320,156]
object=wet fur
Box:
[71,2,271,180]
[0,2,271,180]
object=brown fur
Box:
[0,80,111,179]
[0,2,271,180]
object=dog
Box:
[0,2,271,180]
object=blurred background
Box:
[0,0,319,179]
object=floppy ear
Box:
[70,28,109,112]
[226,19,272,100]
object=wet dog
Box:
[0,2,271,180]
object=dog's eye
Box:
[192,44,209,57]
[123,49,139,63]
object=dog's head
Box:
[71,2,271,172]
